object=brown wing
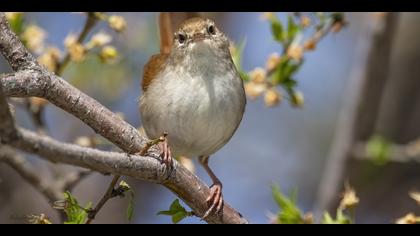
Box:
[142,53,169,92]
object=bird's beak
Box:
[192,33,206,42]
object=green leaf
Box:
[287,15,300,42]
[231,39,246,71]
[231,39,250,82]
[366,135,392,165]
[119,180,131,192]
[271,57,289,84]
[157,199,193,224]
[270,17,284,43]
[330,12,345,24]
[239,71,250,82]
[322,209,351,224]
[271,57,302,86]
[126,188,135,222]
[282,78,298,90]
[62,191,89,224]
[8,13,25,35]
[272,185,304,224]
[172,211,188,224]
[170,199,185,212]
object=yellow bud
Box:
[21,25,46,54]
[303,38,317,51]
[68,43,86,62]
[396,213,420,224]
[37,47,61,72]
[108,15,127,32]
[261,12,275,21]
[87,32,112,49]
[244,82,267,100]
[264,89,281,107]
[28,214,52,224]
[291,90,304,107]
[74,136,93,147]
[287,44,304,61]
[265,53,281,71]
[64,33,77,48]
[99,46,118,63]
[300,15,311,28]
[249,67,266,84]
[5,12,23,22]
[339,184,359,210]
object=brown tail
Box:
[159,12,173,55]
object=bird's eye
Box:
[178,33,186,44]
[207,25,216,35]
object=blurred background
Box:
[1,12,419,224]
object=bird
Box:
[139,16,246,219]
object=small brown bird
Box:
[139,17,246,218]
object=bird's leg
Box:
[138,132,172,167]
[157,134,172,166]
[198,155,223,219]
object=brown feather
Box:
[142,53,169,92]
[159,12,173,55]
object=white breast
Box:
[140,60,245,158]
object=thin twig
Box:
[63,169,92,191]
[86,175,120,224]
[55,12,98,76]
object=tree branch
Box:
[353,138,420,164]
[85,175,120,224]
[0,13,247,224]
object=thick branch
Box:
[0,13,247,224]
[1,71,146,153]
[0,15,39,72]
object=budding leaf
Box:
[231,39,250,82]
[366,135,392,165]
[272,185,304,224]
[322,209,351,224]
[8,13,25,35]
[158,199,193,224]
[287,16,299,41]
[118,180,135,222]
[270,17,285,43]
[62,191,90,224]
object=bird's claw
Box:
[158,136,172,168]
[202,183,223,219]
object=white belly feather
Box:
[140,65,245,158]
